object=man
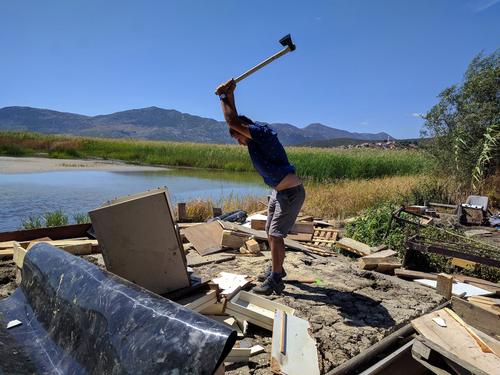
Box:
[215,79,305,295]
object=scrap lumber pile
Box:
[410,296,500,374]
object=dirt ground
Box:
[0,249,444,374]
[192,250,443,374]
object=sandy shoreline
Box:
[0,156,168,174]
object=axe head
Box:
[279,34,296,51]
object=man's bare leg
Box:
[269,235,285,274]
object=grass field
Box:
[0,131,432,181]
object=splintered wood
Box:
[412,309,500,374]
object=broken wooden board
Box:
[27,239,98,255]
[436,273,453,300]
[451,297,500,339]
[394,269,437,280]
[415,279,493,297]
[218,221,326,255]
[358,249,397,270]
[411,309,500,375]
[468,296,500,314]
[212,272,250,299]
[336,237,371,256]
[183,221,225,256]
[220,230,250,249]
[250,219,314,235]
[89,188,190,294]
[12,242,27,269]
[451,257,477,270]
[225,347,251,363]
[271,310,320,375]
[206,315,244,338]
[186,251,235,267]
[177,289,218,313]
[226,291,295,331]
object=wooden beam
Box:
[176,202,187,222]
[395,269,438,280]
[451,297,500,339]
[0,223,91,242]
[436,273,453,300]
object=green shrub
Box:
[44,210,69,227]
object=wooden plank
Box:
[0,223,91,242]
[443,308,493,353]
[177,289,218,312]
[271,310,320,375]
[288,232,313,242]
[212,272,250,299]
[226,291,295,331]
[183,221,224,256]
[251,219,314,235]
[451,297,500,338]
[27,239,98,255]
[12,242,27,269]
[244,239,260,253]
[218,221,315,254]
[436,273,453,300]
[225,347,251,363]
[359,250,397,270]
[395,269,437,280]
[359,339,427,375]
[177,202,187,222]
[411,309,500,375]
[250,219,266,231]
[220,230,249,249]
[336,237,371,256]
[89,188,190,294]
[186,252,235,267]
[451,257,476,270]
[411,338,458,375]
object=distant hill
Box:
[297,138,370,147]
[0,106,394,145]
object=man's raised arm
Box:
[215,80,251,138]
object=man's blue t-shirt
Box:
[247,122,295,187]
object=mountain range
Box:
[0,106,393,145]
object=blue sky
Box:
[1,1,498,138]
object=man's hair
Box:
[229,115,253,137]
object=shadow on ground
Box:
[284,282,396,328]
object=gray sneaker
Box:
[257,264,287,282]
[252,276,285,295]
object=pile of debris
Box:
[0,187,498,374]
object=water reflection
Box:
[0,169,269,231]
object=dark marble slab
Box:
[0,243,236,374]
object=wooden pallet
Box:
[309,228,338,248]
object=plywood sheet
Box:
[271,311,320,375]
[89,188,189,294]
[183,221,224,256]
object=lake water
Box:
[0,168,270,231]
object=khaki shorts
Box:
[265,184,305,237]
